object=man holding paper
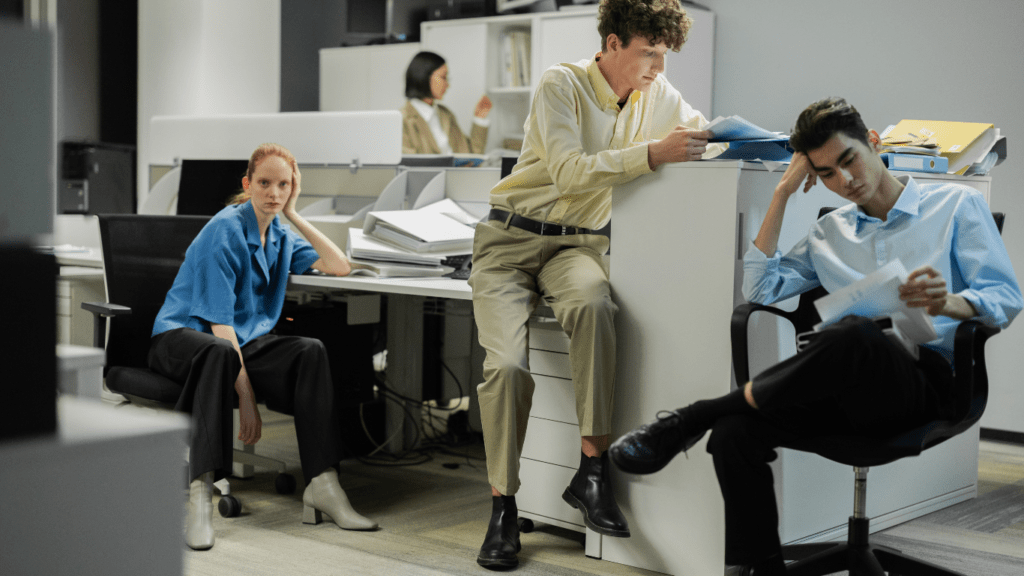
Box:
[469,0,724,569]
[610,96,1022,575]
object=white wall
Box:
[699,0,1024,433]
[137,0,281,206]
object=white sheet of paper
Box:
[813,259,937,344]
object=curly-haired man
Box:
[470,0,723,569]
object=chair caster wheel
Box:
[218,494,242,517]
[275,473,296,494]
[517,517,534,533]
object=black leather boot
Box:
[477,495,521,570]
[562,451,630,537]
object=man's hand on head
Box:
[775,152,817,199]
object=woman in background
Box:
[402,50,492,155]
[149,143,377,551]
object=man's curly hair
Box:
[598,0,692,52]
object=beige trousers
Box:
[468,218,618,495]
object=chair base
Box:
[783,517,966,576]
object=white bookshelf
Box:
[320,5,715,155]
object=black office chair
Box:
[83,214,296,517]
[729,208,1005,576]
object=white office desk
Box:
[290,274,471,301]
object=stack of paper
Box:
[706,116,792,162]
[347,229,451,278]
[879,126,947,173]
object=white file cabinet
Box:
[518,316,604,558]
[56,266,105,347]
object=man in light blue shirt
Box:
[609,97,1022,575]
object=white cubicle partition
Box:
[148,110,403,166]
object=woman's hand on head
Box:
[285,164,302,215]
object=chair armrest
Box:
[731,302,796,384]
[951,320,1001,420]
[81,302,132,349]
[82,302,132,317]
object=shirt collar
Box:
[409,98,436,122]
[241,202,283,281]
[850,175,921,231]
[588,56,639,111]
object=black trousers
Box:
[706,316,955,566]
[148,327,345,484]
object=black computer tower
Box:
[274,300,385,458]
[59,140,136,215]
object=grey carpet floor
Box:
[183,409,1024,575]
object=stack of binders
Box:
[346,199,477,278]
[879,120,1006,175]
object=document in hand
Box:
[704,115,792,162]
[881,120,999,175]
[804,260,938,359]
[364,209,475,254]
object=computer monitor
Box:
[176,159,249,216]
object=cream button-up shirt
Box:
[489,56,723,230]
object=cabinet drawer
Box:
[531,374,577,425]
[522,416,580,468]
[529,348,571,379]
[518,458,584,531]
[529,319,569,354]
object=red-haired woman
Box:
[149,143,376,550]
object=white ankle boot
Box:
[185,471,215,550]
[302,469,378,531]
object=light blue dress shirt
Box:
[152,202,320,347]
[743,176,1023,364]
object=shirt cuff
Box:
[625,144,653,176]
[958,289,1001,327]
[743,241,779,264]
[472,116,491,128]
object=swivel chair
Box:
[729,208,1005,576]
[83,214,296,517]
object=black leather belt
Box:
[489,208,595,236]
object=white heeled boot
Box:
[302,469,378,531]
[185,471,215,550]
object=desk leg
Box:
[384,294,425,452]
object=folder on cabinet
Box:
[882,120,997,175]
[705,115,793,162]
[880,153,948,173]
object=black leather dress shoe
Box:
[477,495,521,570]
[608,407,707,475]
[561,451,630,537]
